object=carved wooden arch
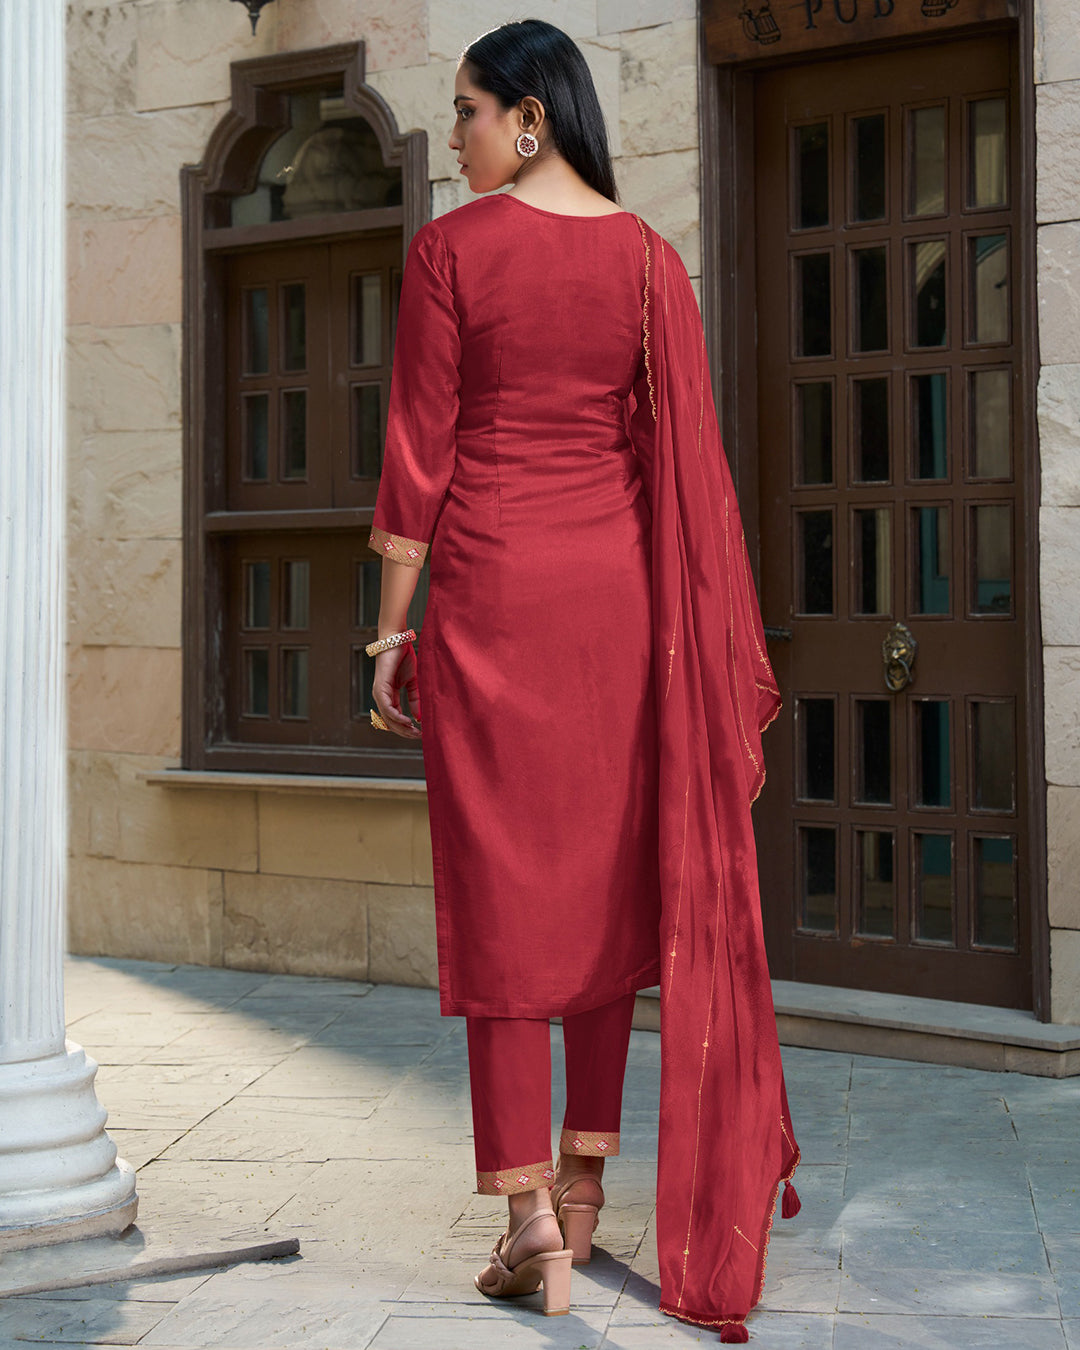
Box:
[180,41,429,775]
[192,42,428,238]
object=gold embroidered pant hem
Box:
[559,1127,620,1157]
[465,992,636,1197]
[476,1160,557,1195]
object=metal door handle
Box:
[764,625,793,642]
[882,622,917,692]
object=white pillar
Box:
[0,0,137,1248]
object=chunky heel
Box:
[559,1203,600,1264]
[535,1249,574,1315]
[474,1209,573,1314]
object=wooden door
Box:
[753,34,1031,1008]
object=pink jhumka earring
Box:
[515,131,538,158]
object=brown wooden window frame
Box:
[181,43,430,777]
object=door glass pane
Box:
[911,240,947,347]
[855,699,892,804]
[798,509,834,614]
[853,377,889,482]
[856,830,895,938]
[799,826,837,933]
[353,273,383,366]
[914,700,951,808]
[911,372,948,480]
[970,97,1007,208]
[282,389,307,480]
[243,392,269,481]
[854,508,891,616]
[797,697,835,802]
[970,234,1008,344]
[281,648,309,719]
[914,832,955,944]
[853,246,888,352]
[243,287,269,375]
[796,253,832,357]
[796,122,829,229]
[973,835,1016,949]
[970,369,1011,479]
[909,105,946,216]
[971,503,1011,614]
[972,700,1015,812]
[796,382,833,486]
[282,559,310,630]
[852,114,886,221]
[281,283,306,372]
[912,505,951,615]
[353,383,383,478]
[244,648,269,717]
[355,559,381,628]
[244,560,270,630]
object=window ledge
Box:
[140,768,428,800]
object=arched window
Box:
[181,45,428,776]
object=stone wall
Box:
[68,768,437,984]
[64,0,701,980]
[67,0,1079,1023]
[1035,0,1080,1022]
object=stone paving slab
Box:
[2,955,1076,1347]
[0,1293,169,1344]
[835,1314,1070,1348]
[0,1224,300,1300]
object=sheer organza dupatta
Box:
[631,215,801,1342]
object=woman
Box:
[367,20,800,1342]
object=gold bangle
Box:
[370,708,389,731]
[365,628,417,658]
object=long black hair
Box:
[460,20,619,204]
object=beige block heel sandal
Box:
[473,1209,575,1316]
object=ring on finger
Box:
[370,708,389,731]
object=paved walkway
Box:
[2,956,1078,1348]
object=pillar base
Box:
[0,1041,138,1251]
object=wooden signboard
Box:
[703,0,1017,64]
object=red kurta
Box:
[370,193,663,1018]
[370,195,801,1340]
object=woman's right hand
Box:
[372,641,422,740]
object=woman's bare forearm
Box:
[378,557,421,637]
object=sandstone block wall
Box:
[65,0,1079,1022]
[1035,0,1080,1022]
[64,0,701,984]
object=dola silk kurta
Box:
[370,193,663,1020]
[369,193,800,1342]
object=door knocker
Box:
[882,622,917,693]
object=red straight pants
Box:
[465,991,637,1195]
